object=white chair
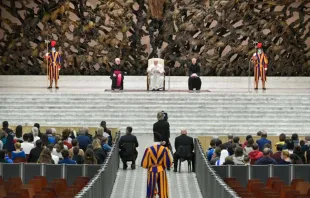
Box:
[147,58,165,91]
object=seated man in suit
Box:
[147,59,164,91]
[173,129,195,172]
[119,126,139,170]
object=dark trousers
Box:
[121,151,138,168]
[173,152,195,171]
[188,77,201,90]
[111,76,124,89]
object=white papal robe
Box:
[147,64,164,90]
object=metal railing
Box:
[76,131,120,198]
[195,138,239,198]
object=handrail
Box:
[75,131,121,198]
[194,138,239,198]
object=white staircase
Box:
[0,92,309,135]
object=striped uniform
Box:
[46,51,61,80]
[141,144,172,198]
[253,52,268,83]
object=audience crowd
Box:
[0,121,113,165]
[206,131,310,165]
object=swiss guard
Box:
[45,40,61,89]
[252,42,268,90]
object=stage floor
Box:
[0,75,310,94]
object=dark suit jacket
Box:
[175,134,194,153]
[119,134,139,160]
[153,120,170,142]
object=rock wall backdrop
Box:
[0,0,309,76]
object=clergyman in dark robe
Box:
[110,58,124,90]
[188,58,202,90]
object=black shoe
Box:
[123,165,128,170]
[254,88,258,90]
[131,164,136,170]
[152,89,155,91]
[56,86,59,89]
[167,167,170,171]
[173,169,177,172]
[263,88,266,90]
[48,86,52,89]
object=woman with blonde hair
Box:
[84,149,97,164]
[38,148,54,164]
[12,142,26,161]
[92,138,106,164]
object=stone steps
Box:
[0,92,309,135]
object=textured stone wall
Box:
[0,0,309,76]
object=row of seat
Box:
[224,177,310,198]
[0,176,89,198]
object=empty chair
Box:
[33,176,47,188]
[296,182,310,195]
[247,179,261,191]
[29,179,42,193]
[0,185,6,198]
[292,179,305,190]
[20,184,35,198]
[266,177,281,188]
[8,177,22,188]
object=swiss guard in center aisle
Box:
[45,40,62,89]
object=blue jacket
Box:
[256,138,272,151]
[255,156,277,165]
[207,149,215,161]
[77,135,91,150]
[58,158,77,164]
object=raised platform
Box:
[0,76,310,135]
[0,75,310,93]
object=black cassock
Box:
[188,63,202,90]
[110,64,124,90]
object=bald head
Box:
[115,58,120,65]
[154,60,158,65]
[181,129,187,135]
[263,148,271,156]
[191,58,197,64]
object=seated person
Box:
[173,129,195,172]
[72,146,84,164]
[0,150,9,163]
[58,149,77,164]
[188,58,202,90]
[28,140,44,163]
[119,126,139,170]
[12,142,26,161]
[111,58,124,90]
[147,59,164,91]
[102,137,112,153]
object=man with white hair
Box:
[147,59,165,91]
[173,129,195,172]
[111,58,124,90]
[31,127,40,145]
[188,58,201,90]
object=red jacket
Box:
[249,150,263,160]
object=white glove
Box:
[265,68,267,71]
[113,74,116,77]
[45,53,49,56]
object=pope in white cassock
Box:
[147,59,165,91]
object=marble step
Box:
[2,115,309,123]
[1,104,310,109]
[1,100,310,106]
[2,108,310,113]
[3,112,310,118]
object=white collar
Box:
[154,142,161,145]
